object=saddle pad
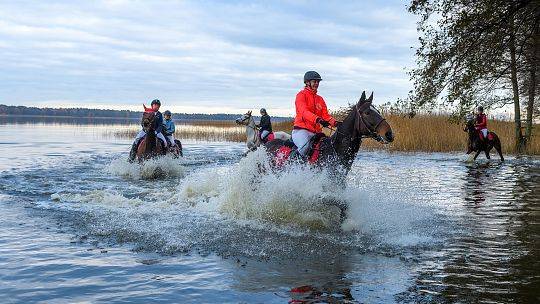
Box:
[275,146,293,167]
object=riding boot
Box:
[128,143,138,162]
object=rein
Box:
[325,103,386,144]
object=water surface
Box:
[0,123,538,303]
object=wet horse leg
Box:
[495,142,504,161]
[484,147,491,159]
[473,150,481,160]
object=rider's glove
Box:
[317,118,330,128]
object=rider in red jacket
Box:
[475,106,488,140]
[292,71,338,157]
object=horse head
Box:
[346,91,394,143]
[141,111,156,133]
[465,115,476,131]
[235,110,253,126]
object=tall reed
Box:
[107,116,539,155]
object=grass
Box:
[108,116,540,155]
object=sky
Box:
[0,0,418,115]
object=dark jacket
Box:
[154,111,164,133]
[259,114,272,132]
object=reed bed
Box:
[107,116,539,155]
[360,114,540,155]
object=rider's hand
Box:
[317,118,330,128]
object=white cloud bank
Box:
[0,0,417,115]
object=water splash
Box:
[175,149,349,229]
[107,155,186,179]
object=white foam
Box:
[107,155,186,179]
[51,190,143,207]
[174,149,349,229]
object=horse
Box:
[263,91,393,221]
[265,91,393,175]
[235,111,291,151]
[464,117,504,161]
[136,111,183,161]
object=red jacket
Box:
[293,87,337,133]
[475,113,487,130]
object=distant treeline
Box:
[0,104,291,121]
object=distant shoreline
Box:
[0,114,239,122]
[0,104,292,121]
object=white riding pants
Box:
[166,135,176,146]
[481,129,488,138]
[260,130,270,140]
[292,128,315,156]
[134,130,168,147]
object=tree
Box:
[408,0,539,152]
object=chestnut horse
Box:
[136,111,165,161]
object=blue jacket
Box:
[163,118,175,135]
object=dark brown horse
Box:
[464,117,504,161]
[265,91,394,178]
[263,91,393,221]
[136,111,165,161]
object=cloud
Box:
[0,0,417,115]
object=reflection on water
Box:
[396,160,540,303]
[0,123,539,303]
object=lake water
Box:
[0,123,538,303]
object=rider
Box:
[292,71,338,157]
[257,108,272,143]
[163,110,177,147]
[128,99,167,162]
[475,106,488,141]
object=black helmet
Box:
[164,110,171,116]
[477,106,484,112]
[151,99,161,106]
[304,71,322,83]
[260,108,266,113]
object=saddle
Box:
[274,133,327,167]
[478,130,494,141]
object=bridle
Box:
[142,112,156,133]
[237,113,261,147]
[329,103,386,143]
[354,103,387,142]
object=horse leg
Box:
[473,150,481,160]
[495,142,504,161]
[485,148,491,159]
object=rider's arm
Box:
[295,92,318,125]
[155,114,164,133]
[170,121,175,134]
[318,97,337,127]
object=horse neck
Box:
[329,108,361,170]
[145,126,157,152]
[246,117,258,142]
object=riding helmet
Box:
[304,71,322,83]
[151,99,161,106]
[477,106,484,112]
[260,108,266,114]
[164,110,171,116]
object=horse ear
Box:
[367,92,373,103]
[248,110,252,115]
[358,91,366,103]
